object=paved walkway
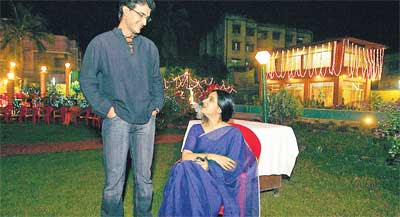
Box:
[0,134,184,157]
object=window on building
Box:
[232,24,241,34]
[246,28,255,36]
[285,34,293,44]
[231,58,241,66]
[54,57,65,68]
[267,83,281,95]
[310,82,334,107]
[232,41,241,52]
[342,81,365,108]
[254,68,259,83]
[286,83,304,102]
[257,31,268,39]
[272,32,281,40]
[245,44,254,53]
[303,43,332,69]
[297,36,304,44]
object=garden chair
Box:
[78,107,93,126]
[3,105,13,123]
[64,105,80,126]
[0,107,4,121]
[42,106,54,125]
[53,106,68,124]
[18,106,33,123]
[32,107,41,124]
[91,114,102,128]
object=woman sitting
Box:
[159,90,259,217]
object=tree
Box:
[145,2,191,66]
[195,55,229,82]
[1,2,53,77]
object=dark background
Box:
[1,1,399,56]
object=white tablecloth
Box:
[181,119,299,177]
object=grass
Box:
[0,121,399,216]
[0,144,182,216]
[0,122,101,145]
[0,122,185,145]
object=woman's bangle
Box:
[195,156,205,162]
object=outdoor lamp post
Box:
[40,66,47,98]
[7,62,16,104]
[255,51,271,123]
[65,62,71,96]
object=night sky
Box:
[1,1,399,56]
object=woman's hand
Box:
[193,157,209,171]
[208,154,236,171]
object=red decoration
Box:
[266,39,384,81]
[164,71,236,103]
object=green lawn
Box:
[0,122,185,145]
[0,121,399,216]
[0,122,101,145]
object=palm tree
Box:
[1,2,53,102]
[1,2,53,78]
[145,2,191,66]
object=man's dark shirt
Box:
[79,28,164,124]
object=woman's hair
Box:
[215,90,234,122]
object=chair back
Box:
[85,107,92,118]
[231,123,261,159]
[19,106,27,115]
[5,105,13,115]
[45,106,54,114]
[60,106,68,115]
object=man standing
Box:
[79,0,163,216]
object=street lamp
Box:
[7,62,16,104]
[65,62,71,96]
[40,66,47,98]
[7,72,15,80]
[255,51,271,123]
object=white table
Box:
[182,119,299,177]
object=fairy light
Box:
[267,39,383,81]
[163,70,237,103]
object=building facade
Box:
[199,14,313,104]
[0,32,80,94]
[264,37,386,108]
[371,52,400,102]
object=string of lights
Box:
[266,39,384,81]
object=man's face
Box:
[123,3,151,35]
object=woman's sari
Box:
[159,124,259,217]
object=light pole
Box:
[40,66,47,98]
[255,51,271,123]
[65,62,71,96]
[7,62,16,104]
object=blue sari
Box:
[159,124,259,217]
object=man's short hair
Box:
[118,0,156,20]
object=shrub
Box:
[375,113,400,164]
[156,96,183,130]
[268,89,303,124]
